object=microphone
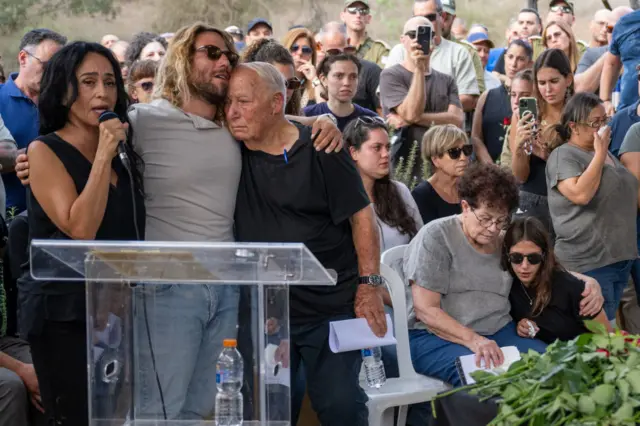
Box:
[98,111,130,170]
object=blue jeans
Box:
[135,284,240,419]
[409,322,547,387]
[631,259,640,305]
[583,260,634,320]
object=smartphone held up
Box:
[416,25,432,54]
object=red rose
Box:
[636,338,640,347]
[621,331,630,336]
[596,348,610,357]
[625,337,634,343]
[503,117,511,126]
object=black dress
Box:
[22,133,145,426]
[509,269,599,344]
[411,181,462,225]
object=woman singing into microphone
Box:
[21,41,145,426]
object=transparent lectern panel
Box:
[29,240,336,426]
[31,240,338,285]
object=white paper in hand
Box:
[328,314,396,353]
[457,346,521,385]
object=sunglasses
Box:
[285,77,302,90]
[446,145,473,159]
[138,81,154,92]
[417,13,438,22]
[290,44,313,55]
[346,7,370,15]
[508,252,544,265]
[195,45,239,67]
[326,46,358,56]
[355,115,387,129]
[550,5,573,14]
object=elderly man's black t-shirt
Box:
[234,122,370,323]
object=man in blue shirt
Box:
[601,10,640,116]
[303,54,378,131]
[0,28,66,214]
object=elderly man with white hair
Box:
[228,62,386,426]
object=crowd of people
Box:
[0,0,639,425]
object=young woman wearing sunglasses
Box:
[127,59,158,104]
[282,28,321,109]
[503,217,610,343]
[412,124,472,225]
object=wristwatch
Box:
[312,77,322,88]
[358,275,385,287]
[320,113,338,126]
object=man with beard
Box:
[16,22,342,420]
[228,61,386,426]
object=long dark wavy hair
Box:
[38,41,144,196]
[501,216,564,316]
[241,38,301,115]
[344,118,419,239]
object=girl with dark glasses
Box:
[502,217,610,344]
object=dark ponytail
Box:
[549,92,602,150]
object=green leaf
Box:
[627,370,640,394]
[582,352,605,362]
[576,333,593,347]
[604,370,618,383]
[612,402,634,421]
[611,335,626,353]
[584,320,608,335]
[579,395,596,414]
[618,379,631,401]
[501,384,520,401]
[591,384,616,406]
[593,334,611,349]
[560,391,578,410]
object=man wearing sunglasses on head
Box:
[317,22,383,114]
[340,0,390,68]
[303,54,378,131]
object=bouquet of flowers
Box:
[433,321,640,425]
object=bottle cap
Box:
[223,338,238,348]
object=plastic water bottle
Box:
[362,347,386,388]
[215,339,244,426]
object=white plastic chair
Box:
[362,244,450,426]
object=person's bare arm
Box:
[621,152,640,209]
[286,114,343,152]
[556,153,606,206]
[600,52,623,115]
[395,67,426,124]
[0,142,18,173]
[471,91,493,164]
[459,94,478,112]
[412,284,504,367]
[568,272,605,316]
[414,104,464,129]
[575,54,606,94]
[350,205,387,337]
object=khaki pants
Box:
[619,280,640,333]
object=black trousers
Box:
[28,320,88,426]
[290,314,369,426]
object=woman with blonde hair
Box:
[411,124,473,224]
[282,27,319,108]
[542,20,580,73]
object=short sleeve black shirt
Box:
[234,123,370,322]
[509,269,599,344]
[411,181,462,225]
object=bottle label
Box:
[362,348,373,357]
[216,366,228,384]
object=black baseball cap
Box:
[247,18,273,34]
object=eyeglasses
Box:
[579,117,611,128]
[285,77,302,90]
[417,13,438,22]
[445,145,473,159]
[355,116,387,129]
[550,5,573,14]
[290,44,313,55]
[195,45,239,67]
[508,252,544,265]
[326,46,358,56]
[24,50,47,68]
[470,208,510,230]
[137,81,154,92]
[346,7,370,16]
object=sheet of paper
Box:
[328,314,396,353]
[457,345,521,385]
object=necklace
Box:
[520,281,533,306]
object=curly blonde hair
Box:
[153,22,236,120]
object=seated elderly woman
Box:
[403,163,604,387]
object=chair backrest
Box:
[380,244,419,378]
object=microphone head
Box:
[98,111,120,123]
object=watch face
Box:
[369,275,384,286]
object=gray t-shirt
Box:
[129,99,241,242]
[375,180,423,252]
[546,144,638,272]
[620,121,640,155]
[380,64,461,145]
[576,46,607,75]
[403,215,512,335]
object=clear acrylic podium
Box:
[30,240,337,426]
